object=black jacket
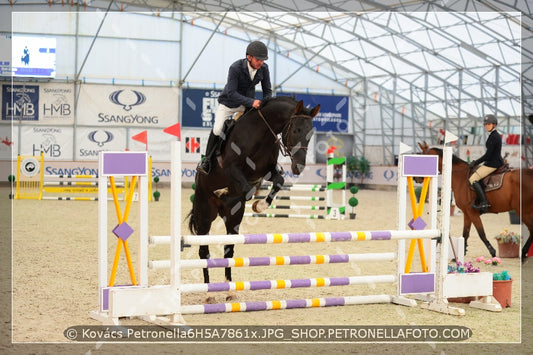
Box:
[474,129,504,168]
[218,59,272,108]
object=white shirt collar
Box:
[247,61,257,80]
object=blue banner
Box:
[2,84,39,121]
[181,89,348,133]
[181,88,265,129]
[278,93,349,133]
[181,88,220,128]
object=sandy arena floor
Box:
[5,186,532,354]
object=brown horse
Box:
[418,142,533,260]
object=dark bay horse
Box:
[188,96,320,302]
[418,142,533,260]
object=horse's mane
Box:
[261,95,297,108]
[428,147,468,165]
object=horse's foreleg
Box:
[253,167,284,213]
[199,245,210,284]
[522,232,532,262]
[199,245,216,304]
[462,215,472,255]
[224,244,236,302]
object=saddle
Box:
[469,164,511,192]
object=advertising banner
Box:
[75,127,126,161]
[77,84,179,128]
[1,83,74,124]
[181,89,349,133]
[181,88,266,129]
[2,84,39,121]
[315,133,353,164]
[19,125,73,160]
[278,92,349,133]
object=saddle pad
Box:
[468,168,511,192]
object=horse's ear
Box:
[417,142,424,151]
[310,104,321,118]
[294,100,304,114]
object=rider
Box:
[197,40,273,175]
[468,114,504,212]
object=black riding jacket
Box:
[218,58,272,109]
[474,129,504,168]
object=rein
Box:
[257,109,311,160]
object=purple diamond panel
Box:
[112,222,134,241]
[409,217,427,231]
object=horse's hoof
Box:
[205,296,216,304]
[225,294,237,302]
[214,188,228,198]
[252,200,268,213]
[489,246,496,258]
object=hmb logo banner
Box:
[2,84,39,121]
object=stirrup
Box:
[472,202,490,213]
[196,160,210,175]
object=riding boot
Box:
[197,132,220,175]
[471,181,490,213]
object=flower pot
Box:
[497,242,519,258]
[349,213,356,219]
[493,279,512,308]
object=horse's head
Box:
[283,100,320,175]
[413,142,441,183]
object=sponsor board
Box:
[1,83,74,124]
[77,84,178,127]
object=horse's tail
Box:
[186,183,202,235]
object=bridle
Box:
[257,109,312,160]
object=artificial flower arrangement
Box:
[493,270,511,281]
[447,257,502,273]
[495,228,520,244]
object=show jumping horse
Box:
[188,96,320,302]
[418,142,533,261]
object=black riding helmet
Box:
[483,114,498,125]
[246,41,268,60]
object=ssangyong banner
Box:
[77,84,179,127]
[277,92,349,133]
[75,127,126,161]
[1,83,74,124]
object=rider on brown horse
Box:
[197,40,272,175]
[468,114,504,213]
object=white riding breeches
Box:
[213,103,245,137]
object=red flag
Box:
[163,123,181,140]
[327,146,337,154]
[132,130,147,144]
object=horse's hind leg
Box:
[224,244,236,301]
[222,200,244,302]
[471,215,496,257]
